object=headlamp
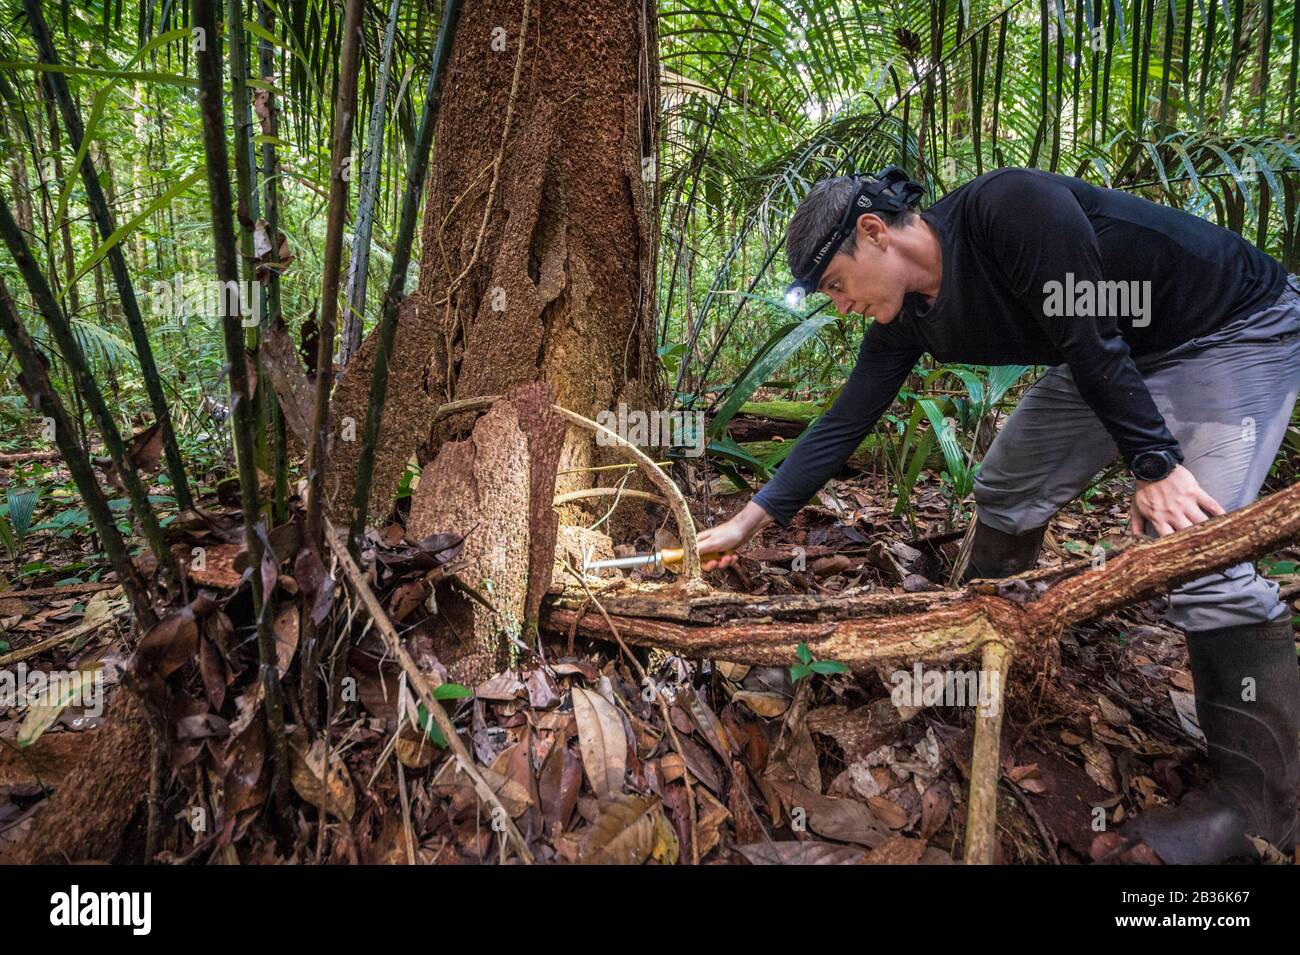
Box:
[784,165,924,307]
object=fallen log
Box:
[0,449,61,464]
[2,581,121,599]
[544,478,1300,672]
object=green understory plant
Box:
[791,641,848,683]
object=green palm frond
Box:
[661,0,1300,392]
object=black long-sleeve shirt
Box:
[752,167,1286,526]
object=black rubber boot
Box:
[959,518,1048,584]
[1118,619,1300,863]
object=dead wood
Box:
[0,449,61,464]
[406,393,536,683]
[510,383,565,632]
[1,581,121,599]
[543,479,1300,672]
[0,596,129,667]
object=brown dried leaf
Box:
[199,635,227,712]
[252,221,294,285]
[432,759,532,818]
[692,786,731,860]
[768,778,888,848]
[221,708,267,818]
[919,780,952,839]
[101,422,163,489]
[538,742,582,831]
[1097,695,1131,726]
[1168,689,1205,743]
[805,701,902,763]
[272,603,299,676]
[387,580,428,623]
[681,686,732,761]
[1007,763,1040,783]
[395,724,440,770]
[261,318,314,443]
[731,690,790,718]
[867,796,909,829]
[736,841,866,865]
[1080,741,1118,793]
[474,671,526,702]
[578,794,676,865]
[289,737,356,820]
[571,687,628,800]
[810,554,854,578]
[524,668,560,709]
[862,835,928,864]
[132,600,208,693]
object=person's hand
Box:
[695,500,773,571]
[1130,464,1226,537]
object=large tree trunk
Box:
[318,0,661,681]
[420,0,660,445]
[326,0,661,523]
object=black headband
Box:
[784,166,924,307]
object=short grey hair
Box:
[785,175,920,277]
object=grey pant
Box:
[974,277,1300,632]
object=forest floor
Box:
[2,420,1299,864]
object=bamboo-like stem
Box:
[301,0,365,729]
[21,0,193,511]
[0,276,157,629]
[257,0,289,522]
[191,0,292,833]
[964,639,1011,865]
[0,190,180,586]
[346,0,465,555]
[143,710,167,862]
[304,0,365,548]
[225,0,269,497]
[340,0,403,366]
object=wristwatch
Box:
[1131,449,1180,482]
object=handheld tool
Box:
[583,547,729,572]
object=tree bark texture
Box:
[324,0,661,524]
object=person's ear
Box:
[856,212,886,249]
